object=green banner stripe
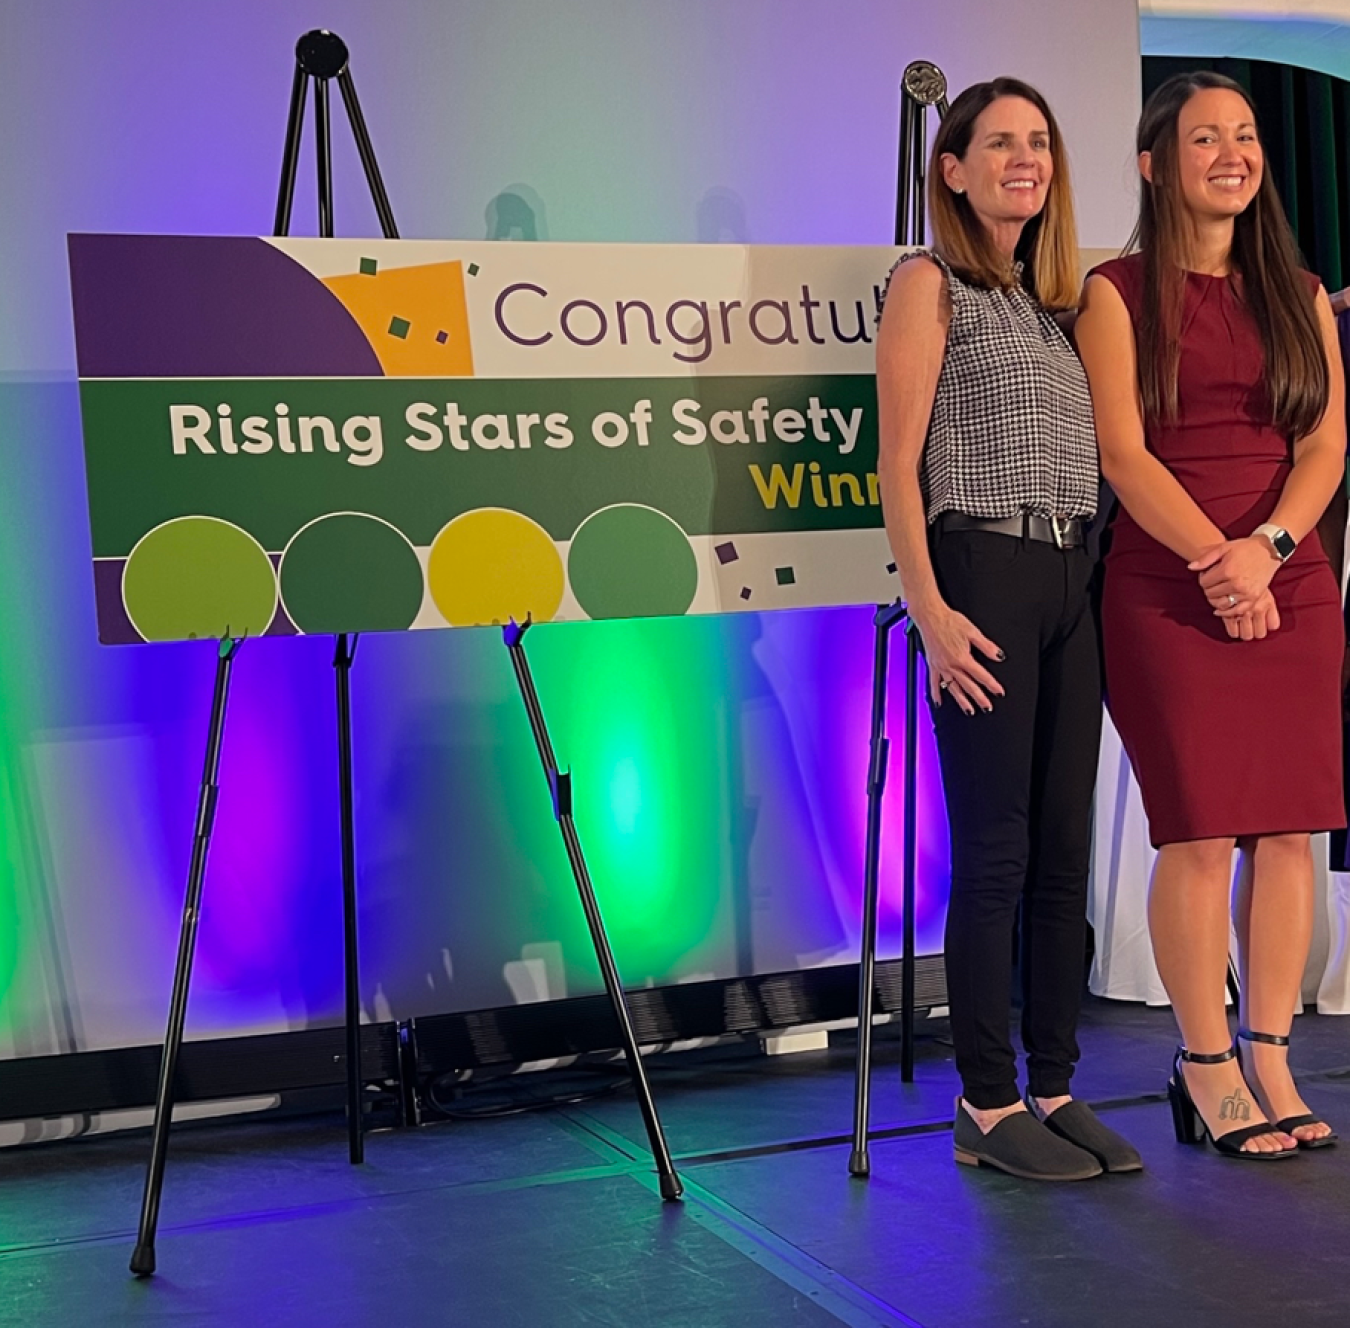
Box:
[79,375,882,555]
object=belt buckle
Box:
[1050,514,1069,549]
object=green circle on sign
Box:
[122,517,277,642]
[567,505,698,620]
[280,513,424,634]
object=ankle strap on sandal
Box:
[1237,1028,1290,1047]
[1177,1044,1236,1064]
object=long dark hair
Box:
[928,77,1079,311]
[1131,71,1327,436]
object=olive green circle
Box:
[567,505,698,621]
[280,513,424,634]
[122,517,277,642]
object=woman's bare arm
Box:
[876,258,1004,713]
[1075,273,1224,561]
[876,258,949,626]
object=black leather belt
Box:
[935,511,1087,549]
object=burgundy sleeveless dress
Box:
[1094,254,1345,846]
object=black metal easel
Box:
[503,619,683,1201]
[130,29,394,1277]
[272,28,399,1175]
[849,60,949,1180]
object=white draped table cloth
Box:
[1089,711,1350,1013]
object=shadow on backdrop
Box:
[696,188,750,244]
[486,186,549,242]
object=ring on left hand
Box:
[1227,594,1237,607]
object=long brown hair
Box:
[928,77,1079,311]
[1131,71,1327,436]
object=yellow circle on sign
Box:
[427,508,565,627]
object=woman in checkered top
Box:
[876,77,1140,1181]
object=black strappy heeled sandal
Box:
[1237,1028,1338,1150]
[1167,1046,1298,1160]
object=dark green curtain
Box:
[1143,56,1350,291]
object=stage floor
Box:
[2,999,1349,1326]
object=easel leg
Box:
[901,626,921,1083]
[131,637,242,1277]
[850,603,907,1177]
[337,68,399,237]
[909,103,928,245]
[334,633,363,1164]
[315,74,333,237]
[850,604,902,1176]
[894,96,914,251]
[502,620,682,1201]
[273,62,308,236]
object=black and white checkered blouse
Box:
[889,249,1098,524]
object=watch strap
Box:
[1253,523,1296,561]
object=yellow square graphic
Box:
[324,260,474,377]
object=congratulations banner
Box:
[68,235,902,644]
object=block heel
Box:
[1167,1076,1204,1145]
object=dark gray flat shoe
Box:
[1028,1095,1144,1173]
[952,1098,1102,1181]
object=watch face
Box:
[1273,529,1297,560]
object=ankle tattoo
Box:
[1219,1089,1251,1123]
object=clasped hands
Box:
[1188,536,1282,641]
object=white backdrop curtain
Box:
[1089,711,1350,1012]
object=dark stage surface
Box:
[2,1000,1349,1326]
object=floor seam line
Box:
[554,1103,651,1163]
[552,1108,925,1325]
[0,1159,645,1260]
[625,1169,930,1328]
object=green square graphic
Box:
[388,316,411,339]
[775,566,796,586]
[467,262,480,276]
[359,257,378,275]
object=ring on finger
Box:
[1227,593,1237,607]
[939,678,950,690]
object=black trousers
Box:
[929,529,1101,1110]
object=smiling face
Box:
[941,96,1053,233]
[1148,86,1263,221]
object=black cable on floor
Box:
[426,1064,631,1120]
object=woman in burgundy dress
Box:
[1077,71,1345,1157]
